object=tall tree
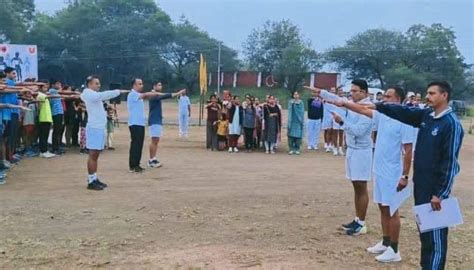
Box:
[326,29,406,88]
[0,0,35,42]
[243,20,321,91]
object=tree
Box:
[243,20,321,91]
[162,18,239,93]
[326,24,470,96]
[0,0,35,42]
[25,0,175,86]
[326,29,406,88]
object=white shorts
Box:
[345,148,372,181]
[322,117,333,130]
[149,124,163,138]
[86,127,105,151]
[332,120,343,130]
[373,174,399,206]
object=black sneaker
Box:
[96,179,108,188]
[341,220,358,231]
[87,180,104,191]
[134,166,145,173]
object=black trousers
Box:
[52,114,64,151]
[243,127,254,150]
[6,113,20,157]
[129,125,145,169]
[72,119,80,146]
[419,228,448,270]
[38,122,51,153]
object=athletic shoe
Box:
[228,147,233,153]
[233,147,239,153]
[270,150,276,154]
[341,219,358,231]
[25,151,39,157]
[0,178,5,185]
[52,150,64,156]
[87,180,104,191]
[367,241,388,254]
[332,147,339,156]
[338,148,345,156]
[265,150,270,154]
[288,151,294,155]
[346,223,367,235]
[108,147,115,151]
[295,151,301,155]
[80,149,89,155]
[40,152,56,159]
[95,179,108,188]
[132,166,145,173]
[375,247,402,263]
[307,146,313,150]
[325,147,331,153]
[148,159,162,168]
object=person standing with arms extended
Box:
[80,75,128,190]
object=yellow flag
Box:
[199,54,207,95]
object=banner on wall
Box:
[0,44,38,82]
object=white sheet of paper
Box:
[413,197,464,233]
[389,186,411,216]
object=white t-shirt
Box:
[80,88,120,129]
[373,110,413,181]
[178,96,191,114]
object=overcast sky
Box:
[35,0,474,64]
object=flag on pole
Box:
[199,54,208,95]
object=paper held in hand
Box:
[389,185,411,217]
[413,197,463,233]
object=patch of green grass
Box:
[189,87,313,109]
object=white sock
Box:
[339,147,343,151]
[324,143,328,148]
[358,219,365,226]
[88,174,96,184]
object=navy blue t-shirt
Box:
[148,93,173,125]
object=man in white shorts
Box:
[331,87,346,156]
[147,81,185,168]
[322,87,336,152]
[329,86,413,263]
[80,75,128,190]
[306,79,374,236]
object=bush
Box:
[467,107,474,117]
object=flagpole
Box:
[217,42,221,96]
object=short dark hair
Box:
[376,92,383,96]
[86,75,99,87]
[427,81,452,101]
[0,72,5,79]
[351,79,368,92]
[152,80,162,86]
[131,78,141,87]
[387,86,406,104]
[4,67,15,74]
[50,78,61,85]
[232,95,240,100]
[209,94,217,99]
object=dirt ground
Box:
[0,102,473,269]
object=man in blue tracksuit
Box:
[375,81,464,270]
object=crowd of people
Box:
[0,63,465,269]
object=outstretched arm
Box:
[327,99,374,119]
[375,103,426,128]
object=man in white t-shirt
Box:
[328,87,413,263]
[177,92,191,137]
[80,76,129,190]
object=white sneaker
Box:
[375,247,401,263]
[233,147,239,153]
[333,147,339,156]
[325,147,331,153]
[265,150,270,154]
[367,241,388,254]
[338,148,345,156]
[295,151,301,155]
[228,147,233,153]
[307,146,313,150]
[40,152,56,158]
[288,151,294,155]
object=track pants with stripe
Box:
[419,228,448,270]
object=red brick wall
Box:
[315,73,338,89]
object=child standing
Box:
[106,104,115,150]
[22,92,38,157]
[216,114,229,151]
